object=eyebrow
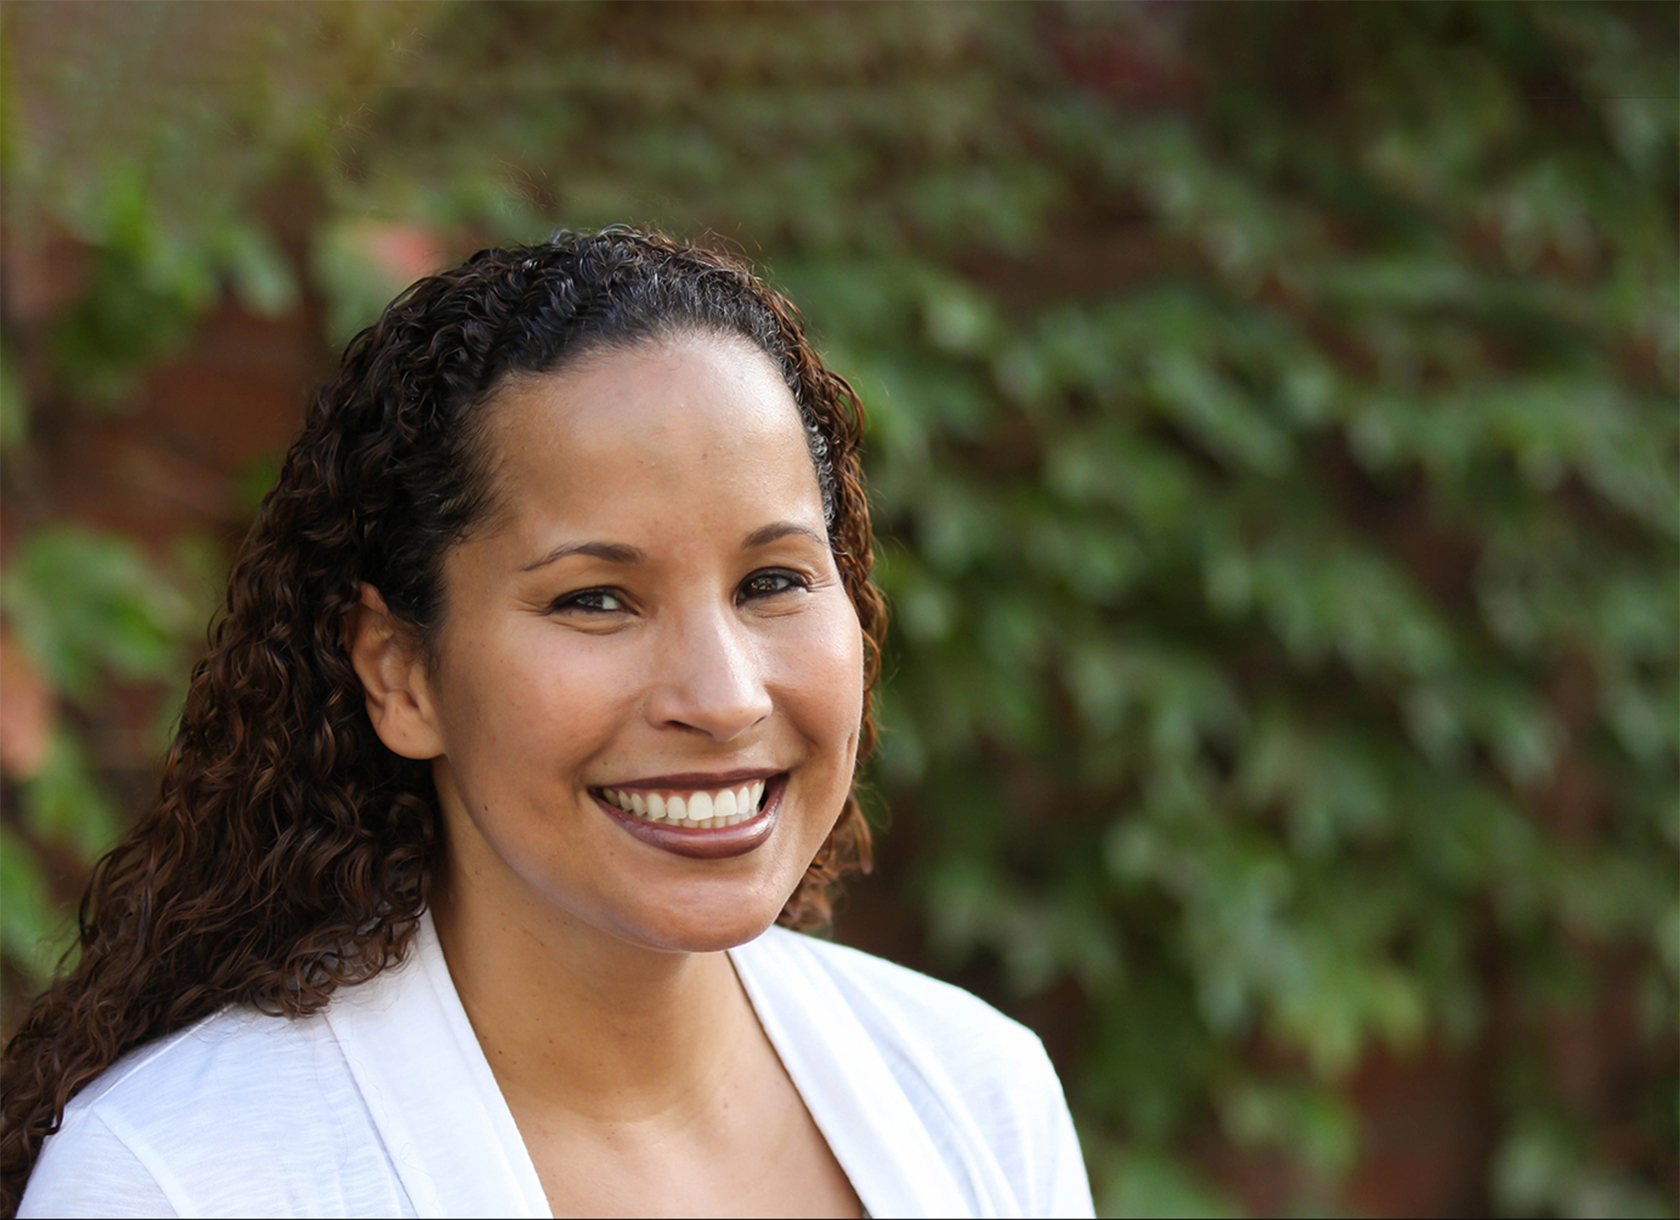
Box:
[741,521,829,550]
[520,540,649,572]
[521,522,827,573]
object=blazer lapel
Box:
[324,914,551,1219]
[730,930,974,1217]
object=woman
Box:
[2,228,1092,1218]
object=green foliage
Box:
[2,526,193,700]
[0,826,59,984]
[0,349,27,455]
[3,2,1674,1214]
[0,528,202,994]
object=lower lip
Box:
[593,776,785,860]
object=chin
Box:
[614,876,797,955]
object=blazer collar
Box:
[324,913,974,1218]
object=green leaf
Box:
[0,829,69,988]
[19,726,123,860]
[1,525,191,699]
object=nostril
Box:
[644,615,775,740]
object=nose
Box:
[646,604,773,741]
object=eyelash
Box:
[548,569,810,615]
[738,569,810,601]
[550,588,627,615]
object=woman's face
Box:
[396,331,863,955]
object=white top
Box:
[20,913,1093,1218]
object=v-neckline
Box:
[325,911,972,1218]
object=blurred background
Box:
[0,2,1674,1215]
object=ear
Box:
[346,583,446,761]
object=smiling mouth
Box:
[595,777,768,828]
[589,774,786,860]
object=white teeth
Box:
[602,780,774,829]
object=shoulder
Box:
[744,928,1093,1216]
[53,1003,352,1140]
[21,1005,412,1217]
[757,927,1050,1075]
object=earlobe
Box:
[346,583,445,761]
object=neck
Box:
[428,867,755,1125]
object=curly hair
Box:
[0,227,886,1214]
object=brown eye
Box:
[738,569,807,601]
[552,588,628,614]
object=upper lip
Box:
[594,768,783,789]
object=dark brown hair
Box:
[0,227,885,1213]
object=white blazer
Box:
[21,912,1094,1218]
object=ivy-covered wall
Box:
[2,4,1674,1214]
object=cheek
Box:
[774,598,866,753]
[431,628,640,778]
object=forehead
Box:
[477,331,823,537]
